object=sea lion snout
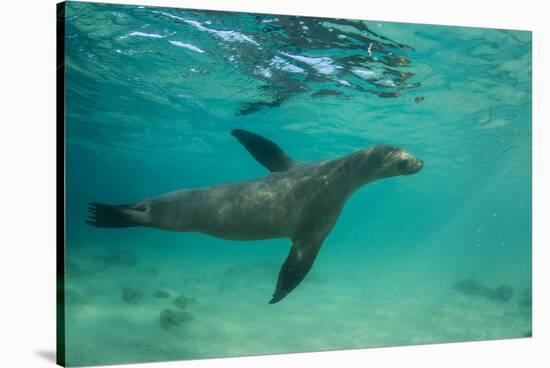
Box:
[406,159,423,174]
[396,149,423,175]
[400,155,423,175]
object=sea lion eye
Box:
[398,159,408,170]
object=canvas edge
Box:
[56,1,67,367]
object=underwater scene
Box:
[61,1,532,366]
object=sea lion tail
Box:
[86,202,146,228]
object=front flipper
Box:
[231,129,296,172]
[269,239,323,304]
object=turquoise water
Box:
[62,1,532,366]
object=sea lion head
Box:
[367,144,423,177]
[352,144,423,183]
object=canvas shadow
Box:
[35,350,56,363]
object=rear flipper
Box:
[86,202,147,228]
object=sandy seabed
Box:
[62,243,532,366]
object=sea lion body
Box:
[87,130,423,303]
[133,159,347,240]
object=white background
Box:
[1,0,548,367]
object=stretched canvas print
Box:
[57,1,532,366]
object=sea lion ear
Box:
[231,129,296,172]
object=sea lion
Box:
[87,129,423,303]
